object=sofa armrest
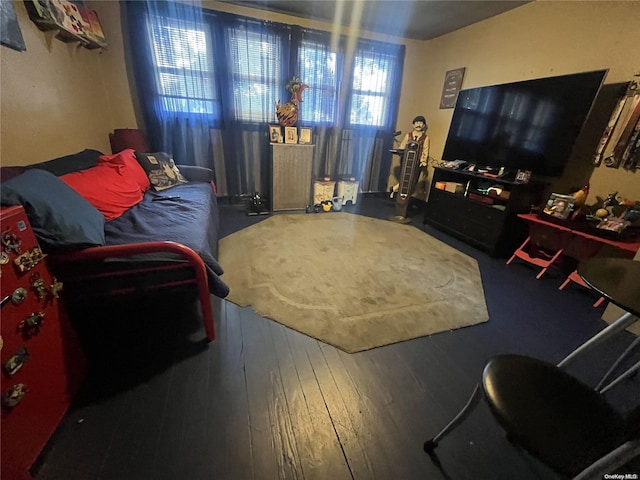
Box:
[177,165,214,183]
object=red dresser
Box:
[1,205,87,479]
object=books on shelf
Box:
[25,0,107,49]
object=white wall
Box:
[0,1,136,166]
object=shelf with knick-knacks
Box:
[25,0,108,50]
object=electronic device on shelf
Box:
[441,159,467,169]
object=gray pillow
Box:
[134,152,188,191]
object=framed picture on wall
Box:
[268,125,281,143]
[439,67,465,109]
[0,1,26,52]
[284,126,298,144]
[299,127,312,144]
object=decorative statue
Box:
[276,76,309,127]
[390,115,430,199]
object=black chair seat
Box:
[483,355,628,477]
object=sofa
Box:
[0,149,229,341]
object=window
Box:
[141,9,403,129]
[349,48,397,127]
[147,17,217,116]
[227,23,284,123]
[298,37,341,124]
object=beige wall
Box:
[602,248,640,334]
[409,0,640,201]
[0,1,135,166]
[1,0,639,205]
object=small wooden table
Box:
[507,214,640,303]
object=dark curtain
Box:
[215,15,292,197]
[124,1,213,168]
[122,1,404,198]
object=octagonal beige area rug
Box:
[219,213,488,353]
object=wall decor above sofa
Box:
[0,1,26,52]
[25,0,107,49]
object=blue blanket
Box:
[105,182,229,298]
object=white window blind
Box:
[228,26,283,123]
[148,17,216,115]
[350,50,394,126]
[298,39,340,124]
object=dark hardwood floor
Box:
[33,194,640,480]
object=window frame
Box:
[146,15,218,118]
[347,42,402,128]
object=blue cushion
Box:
[1,169,106,251]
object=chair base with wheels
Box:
[424,355,639,478]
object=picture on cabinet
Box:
[284,127,298,144]
[269,125,282,143]
[299,127,312,144]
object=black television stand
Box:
[423,166,546,257]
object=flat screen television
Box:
[441,69,608,178]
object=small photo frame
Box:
[284,126,298,144]
[596,217,630,233]
[268,125,281,143]
[542,193,575,220]
[514,169,532,184]
[299,127,312,145]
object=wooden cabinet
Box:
[423,167,545,256]
[271,144,314,211]
[1,206,87,479]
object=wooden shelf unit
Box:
[423,166,545,256]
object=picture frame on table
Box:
[284,126,298,144]
[596,217,630,233]
[268,124,282,143]
[542,193,575,220]
[299,127,312,145]
[514,169,531,184]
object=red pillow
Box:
[97,149,150,192]
[61,161,145,221]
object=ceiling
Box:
[221,0,531,41]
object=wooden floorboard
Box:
[204,301,255,480]
[303,339,375,480]
[269,320,353,480]
[33,195,640,480]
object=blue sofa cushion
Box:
[1,169,106,251]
